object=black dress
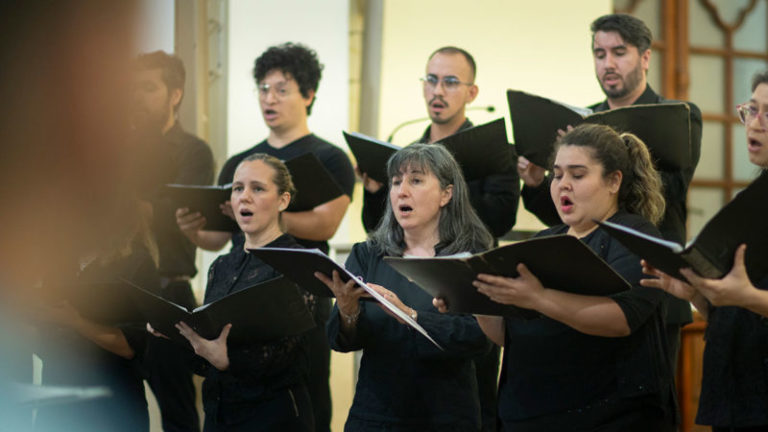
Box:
[196,233,316,432]
[327,241,491,431]
[34,242,160,432]
[497,211,676,432]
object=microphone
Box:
[386,105,496,142]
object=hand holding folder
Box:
[126,276,315,348]
[598,172,768,284]
[384,235,630,318]
[248,247,444,349]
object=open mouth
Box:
[398,204,413,214]
[239,209,254,217]
[748,138,764,151]
[560,196,574,211]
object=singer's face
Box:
[257,69,313,134]
[131,68,177,132]
[593,31,649,100]
[231,159,290,237]
[390,164,452,234]
[744,83,768,168]
[423,52,478,126]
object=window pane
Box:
[647,49,662,92]
[689,55,725,113]
[733,57,768,106]
[687,187,724,241]
[694,121,724,179]
[733,0,767,52]
[689,0,725,47]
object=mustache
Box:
[429,96,447,107]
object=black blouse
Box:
[498,211,675,428]
[196,233,316,425]
[327,241,490,431]
[696,274,768,427]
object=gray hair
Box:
[370,143,493,256]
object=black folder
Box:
[383,234,630,318]
[343,131,400,184]
[283,152,346,212]
[162,152,345,232]
[63,281,144,324]
[248,247,444,348]
[162,184,237,232]
[437,118,515,181]
[126,276,315,347]
[598,172,768,284]
[507,90,692,171]
[247,248,344,298]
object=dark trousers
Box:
[475,344,500,432]
[308,297,333,432]
[145,280,200,432]
[203,385,314,432]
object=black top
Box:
[145,122,215,278]
[218,134,355,254]
[362,119,520,238]
[695,274,768,427]
[327,241,490,430]
[520,85,701,325]
[498,211,675,429]
[195,233,316,426]
[35,242,161,432]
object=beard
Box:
[600,63,644,99]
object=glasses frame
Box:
[420,75,474,91]
[255,83,291,99]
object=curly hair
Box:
[253,42,323,115]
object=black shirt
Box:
[217,134,355,254]
[196,233,316,426]
[146,122,215,278]
[362,119,520,238]
[498,211,675,429]
[327,241,490,430]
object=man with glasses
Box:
[518,13,703,388]
[177,42,354,432]
[360,46,520,432]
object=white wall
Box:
[374,0,612,230]
[227,0,351,156]
[134,0,175,54]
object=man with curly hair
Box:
[177,42,354,432]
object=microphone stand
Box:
[386,105,496,143]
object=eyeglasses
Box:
[420,75,473,91]
[736,103,768,126]
[255,83,291,99]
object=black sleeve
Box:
[467,151,520,237]
[362,188,387,233]
[176,139,214,186]
[520,176,562,227]
[605,220,668,332]
[316,145,355,199]
[217,154,240,186]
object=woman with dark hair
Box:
[641,71,768,431]
[34,200,160,432]
[318,143,493,431]
[151,153,316,431]
[447,123,676,431]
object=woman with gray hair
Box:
[317,143,493,431]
